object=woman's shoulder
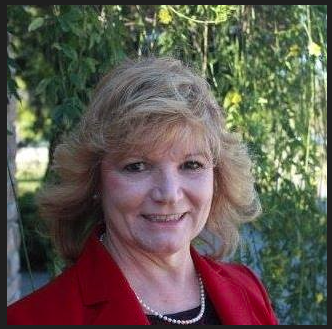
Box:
[7,265,81,325]
[203,255,276,314]
[203,256,272,296]
[203,255,263,284]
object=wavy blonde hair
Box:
[38,56,261,264]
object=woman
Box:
[7,57,278,325]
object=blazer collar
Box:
[76,228,256,325]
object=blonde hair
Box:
[38,56,261,264]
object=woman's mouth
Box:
[141,212,187,223]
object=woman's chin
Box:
[137,238,188,256]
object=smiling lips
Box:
[142,213,187,222]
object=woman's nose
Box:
[151,170,183,204]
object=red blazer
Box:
[7,229,278,325]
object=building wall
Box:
[7,96,21,305]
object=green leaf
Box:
[35,78,52,95]
[28,17,44,32]
[58,16,70,32]
[285,61,292,70]
[85,57,98,73]
[70,73,83,89]
[7,128,13,136]
[52,42,62,51]
[61,44,78,61]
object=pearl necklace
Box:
[135,275,205,325]
[99,233,206,325]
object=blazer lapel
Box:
[76,230,150,325]
[91,294,150,325]
[191,248,257,325]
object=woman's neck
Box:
[103,231,195,282]
[102,232,201,313]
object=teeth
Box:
[143,213,185,222]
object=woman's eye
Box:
[123,162,147,172]
[181,161,204,170]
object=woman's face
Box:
[100,139,214,256]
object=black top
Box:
[147,293,222,325]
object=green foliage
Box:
[8,5,326,324]
[7,34,20,102]
[17,192,48,271]
[28,17,44,32]
[16,99,46,145]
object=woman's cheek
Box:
[103,173,149,208]
[187,172,214,201]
